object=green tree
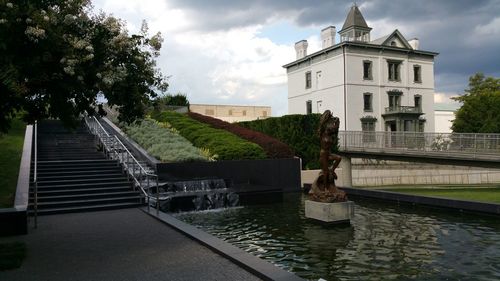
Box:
[153,93,190,107]
[0,0,167,132]
[452,73,500,133]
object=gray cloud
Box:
[166,0,500,96]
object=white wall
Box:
[434,111,455,133]
[288,54,346,124]
[287,47,436,132]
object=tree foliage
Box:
[452,73,500,133]
[0,0,167,132]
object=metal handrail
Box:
[338,131,500,160]
[113,135,151,176]
[93,116,110,137]
[33,120,38,228]
[84,116,159,213]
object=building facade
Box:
[434,104,459,133]
[189,104,271,123]
[284,5,438,132]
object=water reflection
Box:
[176,193,500,281]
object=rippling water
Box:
[175,193,500,281]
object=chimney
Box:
[408,38,419,50]
[294,40,308,60]
[321,26,336,49]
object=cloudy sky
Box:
[93,0,500,116]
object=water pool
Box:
[176,193,500,280]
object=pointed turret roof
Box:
[340,4,371,32]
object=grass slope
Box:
[0,119,26,208]
[383,187,500,204]
[152,111,266,160]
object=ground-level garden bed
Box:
[381,186,500,204]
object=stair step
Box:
[32,186,134,196]
[37,159,116,166]
[28,202,143,215]
[36,165,120,173]
[38,156,105,161]
[34,181,132,191]
[31,195,141,207]
[37,177,128,186]
[38,148,98,151]
[31,191,140,202]
[37,161,117,167]
[34,169,123,177]
[37,173,124,181]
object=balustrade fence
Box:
[339,131,500,160]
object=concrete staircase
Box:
[30,120,143,215]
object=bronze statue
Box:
[309,110,347,203]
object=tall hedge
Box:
[239,114,323,169]
[187,112,294,159]
[152,111,267,161]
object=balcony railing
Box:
[384,106,422,114]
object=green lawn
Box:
[0,119,26,208]
[383,187,500,204]
[0,242,26,270]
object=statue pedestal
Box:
[305,200,354,224]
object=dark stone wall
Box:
[157,158,301,193]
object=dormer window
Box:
[391,41,396,46]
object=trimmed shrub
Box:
[187,112,294,159]
[239,114,324,169]
[122,119,207,162]
[152,111,267,160]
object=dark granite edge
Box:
[141,208,305,281]
[337,186,500,216]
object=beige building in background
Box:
[190,104,271,122]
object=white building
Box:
[284,5,438,132]
[434,103,459,133]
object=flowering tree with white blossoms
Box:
[0,0,168,132]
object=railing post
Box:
[147,176,150,213]
[474,134,477,158]
[126,152,130,180]
[156,177,160,215]
[34,120,38,229]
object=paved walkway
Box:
[0,208,261,281]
